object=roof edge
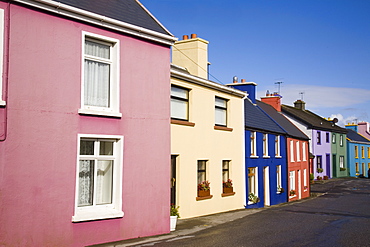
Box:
[15,0,177,45]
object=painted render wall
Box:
[286,138,310,201]
[311,130,332,179]
[331,133,348,178]
[245,131,288,208]
[347,142,370,178]
[0,4,171,246]
[171,77,246,219]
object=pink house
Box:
[0,0,176,246]
[358,122,370,140]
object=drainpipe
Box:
[0,3,10,141]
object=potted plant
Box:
[304,185,308,190]
[277,185,284,194]
[198,180,211,197]
[340,167,346,171]
[289,190,296,196]
[170,204,180,231]
[248,192,260,204]
[323,175,329,180]
[310,173,315,184]
[223,179,233,193]
[317,168,324,173]
[317,176,323,180]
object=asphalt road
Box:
[141,178,370,247]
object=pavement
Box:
[91,178,342,247]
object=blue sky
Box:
[141,0,370,126]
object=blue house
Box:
[228,81,287,208]
[345,124,370,178]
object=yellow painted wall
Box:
[171,77,246,219]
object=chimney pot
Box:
[241,79,246,83]
[191,33,197,39]
[183,35,189,40]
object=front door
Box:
[263,167,270,206]
[326,154,331,178]
[170,155,177,205]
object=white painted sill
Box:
[250,155,259,159]
[72,208,124,222]
[0,100,5,106]
[78,108,122,118]
[263,156,271,159]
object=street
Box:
[137,178,370,247]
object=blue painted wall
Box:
[347,142,370,178]
[245,130,288,208]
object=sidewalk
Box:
[92,178,343,247]
[91,208,263,247]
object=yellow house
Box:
[170,34,246,218]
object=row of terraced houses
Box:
[1,1,369,246]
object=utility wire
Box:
[172,46,224,84]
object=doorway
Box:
[263,167,270,206]
[171,155,177,205]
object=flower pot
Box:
[170,216,178,231]
[223,187,233,194]
[198,190,210,197]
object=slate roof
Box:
[346,129,370,144]
[257,101,309,140]
[244,99,286,134]
[282,104,347,134]
[56,0,171,35]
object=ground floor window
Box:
[289,171,295,196]
[72,134,124,222]
[339,156,344,168]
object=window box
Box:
[223,187,233,194]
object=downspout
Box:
[0,2,10,141]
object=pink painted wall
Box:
[358,122,370,140]
[0,3,171,246]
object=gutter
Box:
[13,0,177,46]
[171,66,247,98]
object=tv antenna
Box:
[299,91,305,100]
[275,81,283,94]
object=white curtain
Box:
[96,161,113,205]
[78,160,94,206]
[84,40,110,108]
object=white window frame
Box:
[275,135,281,157]
[296,141,300,161]
[339,156,344,168]
[250,131,258,158]
[248,167,258,204]
[215,96,228,127]
[276,165,281,192]
[0,9,5,106]
[171,85,189,121]
[263,133,269,158]
[79,32,121,117]
[289,171,295,197]
[302,142,307,161]
[290,140,294,162]
[303,169,307,189]
[340,134,343,146]
[72,134,124,222]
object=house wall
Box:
[358,122,370,140]
[347,142,370,178]
[171,77,246,219]
[286,138,310,201]
[245,131,288,208]
[311,130,332,179]
[331,133,348,178]
[0,4,171,246]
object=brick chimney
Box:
[294,100,306,110]
[261,91,282,112]
[172,34,209,79]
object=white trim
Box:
[80,32,121,117]
[72,134,124,222]
[13,0,176,46]
[171,66,247,98]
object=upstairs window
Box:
[275,135,280,157]
[171,85,189,121]
[215,97,228,126]
[296,141,300,161]
[302,142,307,161]
[361,146,365,158]
[368,147,370,158]
[355,146,359,158]
[290,140,294,162]
[317,131,321,144]
[250,132,257,157]
[340,135,343,146]
[326,133,330,143]
[332,133,336,143]
[80,32,120,117]
[263,134,269,157]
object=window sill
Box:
[72,208,124,222]
[214,125,233,132]
[275,156,282,158]
[247,201,257,205]
[221,192,235,197]
[196,195,213,201]
[289,195,297,199]
[250,155,259,159]
[78,109,122,118]
[0,100,5,107]
[171,119,195,127]
[263,156,270,159]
